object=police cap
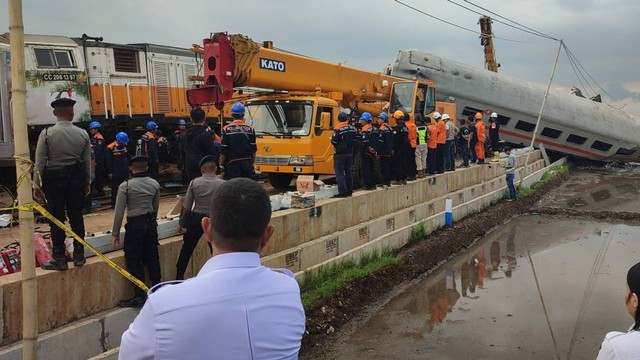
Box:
[129,156,149,166]
[199,155,218,168]
[50,97,76,108]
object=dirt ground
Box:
[300,173,568,357]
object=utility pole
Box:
[8,1,38,359]
[479,16,499,72]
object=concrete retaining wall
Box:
[0,151,543,355]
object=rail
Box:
[101,82,115,119]
[125,82,153,118]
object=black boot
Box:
[118,295,146,308]
[42,246,68,271]
[73,242,85,267]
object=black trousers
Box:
[148,160,159,180]
[124,214,161,298]
[110,172,129,207]
[427,148,437,174]
[436,143,446,173]
[393,148,407,181]
[175,212,212,280]
[379,155,392,186]
[93,164,105,196]
[361,154,376,189]
[407,147,417,178]
[44,176,85,259]
[225,158,254,180]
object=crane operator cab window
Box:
[389,82,435,120]
[246,100,313,137]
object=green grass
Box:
[300,248,400,307]
[504,163,569,199]
[407,223,426,246]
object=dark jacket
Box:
[181,124,218,174]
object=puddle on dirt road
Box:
[542,168,640,211]
[318,216,640,360]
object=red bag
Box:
[34,233,53,267]
[0,255,11,276]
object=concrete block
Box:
[102,308,139,350]
[337,226,368,255]
[300,236,339,270]
[368,217,389,241]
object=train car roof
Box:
[0,33,80,47]
[128,43,194,57]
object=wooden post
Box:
[8,1,38,359]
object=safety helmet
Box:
[433,112,442,120]
[115,132,129,144]
[88,121,101,130]
[231,102,245,115]
[378,112,389,122]
[490,112,498,118]
[360,112,372,122]
[474,112,483,120]
[146,121,158,130]
[393,110,405,120]
[338,111,349,121]
[442,114,450,120]
[177,119,187,125]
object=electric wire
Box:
[562,43,614,100]
[462,0,558,41]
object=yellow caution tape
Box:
[1,202,148,292]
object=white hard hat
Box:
[491,112,498,118]
[433,112,442,119]
[442,114,450,120]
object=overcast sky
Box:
[2,0,639,114]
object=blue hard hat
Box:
[338,112,348,121]
[115,132,129,144]
[177,119,187,125]
[378,112,389,122]
[88,121,101,130]
[360,112,372,122]
[146,121,158,130]
[231,102,245,115]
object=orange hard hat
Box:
[393,110,405,120]
[474,112,483,120]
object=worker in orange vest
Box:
[426,116,438,175]
[435,112,447,173]
[474,113,486,164]
[405,112,418,181]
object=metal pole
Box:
[522,39,563,184]
[8,1,38,359]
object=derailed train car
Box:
[0,33,229,166]
[391,50,640,161]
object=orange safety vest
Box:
[406,121,417,148]
[427,124,438,149]
[436,120,447,144]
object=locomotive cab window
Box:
[34,48,76,69]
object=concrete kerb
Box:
[0,308,138,360]
[294,157,561,283]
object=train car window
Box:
[34,48,76,68]
[514,120,535,132]
[566,134,587,145]
[615,147,635,156]
[113,48,140,73]
[591,140,612,152]
[34,48,54,68]
[540,127,562,139]
[496,114,510,126]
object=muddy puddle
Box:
[319,217,640,359]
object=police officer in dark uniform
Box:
[140,121,159,180]
[359,112,379,190]
[106,132,130,207]
[182,108,218,184]
[331,111,357,197]
[220,102,257,180]
[34,97,91,270]
[175,155,225,280]
[111,156,162,308]
[392,110,410,185]
[172,119,187,180]
[377,112,393,188]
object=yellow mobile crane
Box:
[479,16,499,72]
[187,32,438,188]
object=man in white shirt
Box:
[119,178,306,359]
